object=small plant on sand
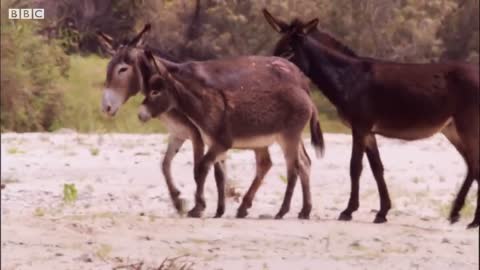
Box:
[34,207,45,217]
[113,256,195,270]
[155,256,195,270]
[438,197,475,218]
[63,183,78,204]
[90,147,100,156]
[7,147,25,154]
[96,244,112,260]
[1,176,19,185]
[279,174,288,184]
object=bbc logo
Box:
[8,9,44,19]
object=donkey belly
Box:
[372,117,453,140]
[196,125,278,150]
[232,134,279,149]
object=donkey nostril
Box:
[106,105,111,113]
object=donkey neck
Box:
[162,66,225,131]
[300,36,368,108]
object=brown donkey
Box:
[97,25,324,218]
[97,26,235,217]
[263,9,479,228]
[138,49,324,219]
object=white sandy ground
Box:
[0,132,478,270]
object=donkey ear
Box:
[302,18,319,34]
[145,49,167,76]
[129,23,151,47]
[148,75,165,93]
[96,31,115,55]
[144,49,158,71]
[262,8,288,33]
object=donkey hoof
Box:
[338,212,352,221]
[467,219,479,229]
[187,208,203,218]
[214,208,225,218]
[275,212,286,219]
[373,214,387,224]
[298,211,310,220]
[173,198,186,214]
[236,208,248,219]
[275,208,289,219]
[449,213,460,224]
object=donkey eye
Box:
[150,90,161,97]
[118,67,128,74]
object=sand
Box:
[1,132,478,270]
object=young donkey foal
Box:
[139,50,324,219]
[264,9,480,227]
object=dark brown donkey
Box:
[138,49,324,219]
[263,9,479,228]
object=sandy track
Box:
[1,132,478,270]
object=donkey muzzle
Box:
[101,88,125,117]
[138,104,152,123]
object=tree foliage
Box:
[1,1,69,132]
[1,0,478,132]
[134,0,479,62]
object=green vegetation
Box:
[63,183,78,204]
[33,207,46,217]
[1,4,68,132]
[7,147,25,155]
[95,244,112,260]
[279,174,288,184]
[89,147,100,156]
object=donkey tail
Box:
[309,104,325,158]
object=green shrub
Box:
[1,3,69,132]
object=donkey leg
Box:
[213,160,227,218]
[297,142,312,220]
[188,144,227,218]
[450,173,475,224]
[237,148,272,218]
[162,136,186,213]
[463,140,479,228]
[445,117,479,227]
[275,139,300,219]
[442,121,469,223]
[468,187,479,229]
[365,135,391,224]
[339,131,366,221]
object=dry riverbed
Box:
[1,132,478,270]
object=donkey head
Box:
[263,9,319,74]
[97,24,152,116]
[138,51,178,122]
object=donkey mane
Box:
[309,29,358,58]
[289,18,358,58]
